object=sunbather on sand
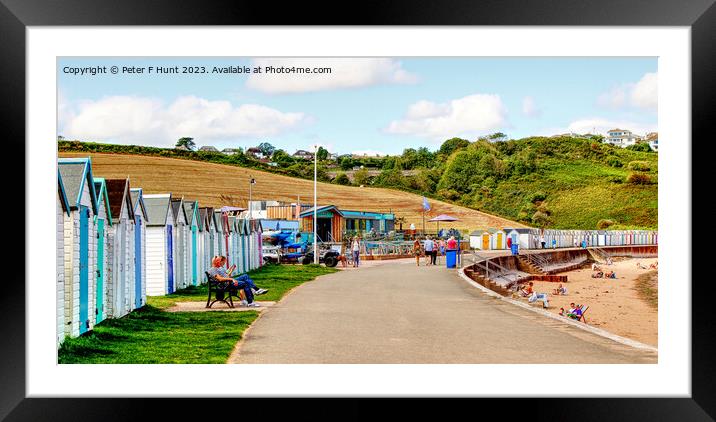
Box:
[591,271,603,278]
[552,284,567,295]
[592,263,601,271]
[519,281,534,297]
[605,270,616,279]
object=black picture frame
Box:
[2,0,713,419]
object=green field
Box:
[58,264,337,364]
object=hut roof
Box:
[104,178,134,221]
[299,205,344,218]
[143,194,172,227]
[182,200,198,226]
[57,170,71,216]
[57,158,99,213]
[129,188,148,221]
[93,178,114,226]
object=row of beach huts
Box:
[56,157,264,348]
[469,228,658,250]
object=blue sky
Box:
[58,57,657,155]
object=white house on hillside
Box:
[645,132,658,152]
[605,129,641,148]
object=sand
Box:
[527,257,658,347]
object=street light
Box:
[248,176,256,220]
[313,145,318,264]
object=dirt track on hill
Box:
[59,152,526,231]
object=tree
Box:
[176,137,196,150]
[258,142,275,157]
[333,172,351,185]
[317,146,329,161]
[272,149,294,166]
[438,137,470,156]
[340,156,354,171]
[354,167,370,186]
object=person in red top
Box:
[446,236,457,250]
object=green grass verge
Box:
[59,264,339,364]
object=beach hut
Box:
[57,171,71,346]
[214,210,224,258]
[92,178,113,325]
[492,229,507,249]
[469,230,483,249]
[171,198,189,289]
[105,178,135,318]
[515,228,534,250]
[194,205,206,284]
[239,218,249,273]
[504,228,519,248]
[144,194,176,296]
[200,207,215,279]
[597,230,607,246]
[130,188,148,309]
[182,200,200,285]
[58,158,99,337]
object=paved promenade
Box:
[230,258,657,364]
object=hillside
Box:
[59,152,526,232]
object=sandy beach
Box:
[526,257,658,347]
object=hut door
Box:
[167,225,174,294]
[192,226,197,285]
[482,234,490,250]
[317,218,331,242]
[96,218,105,324]
[135,215,142,308]
[497,232,503,249]
[118,221,127,315]
[79,206,89,334]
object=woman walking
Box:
[351,236,361,268]
[413,238,422,266]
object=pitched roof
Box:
[104,178,134,221]
[93,178,114,226]
[57,158,99,213]
[182,200,198,226]
[129,188,148,220]
[143,194,172,227]
[299,205,343,218]
[57,170,71,216]
[171,198,186,224]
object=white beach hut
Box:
[130,188,148,309]
[58,158,99,338]
[92,178,113,325]
[171,198,189,290]
[57,170,71,347]
[105,178,136,318]
[144,194,177,296]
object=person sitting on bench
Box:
[225,261,268,296]
[208,256,266,307]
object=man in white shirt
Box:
[424,236,436,266]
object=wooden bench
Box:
[205,271,238,308]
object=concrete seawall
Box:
[464,245,658,296]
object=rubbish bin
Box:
[446,249,457,268]
[510,243,519,255]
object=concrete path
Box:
[229,259,657,364]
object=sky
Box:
[57,57,657,156]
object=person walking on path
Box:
[540,234,546,249]
[438,238,446,264]
[351,236,361,268]
[424,236,436,266]
[413,238,422,266]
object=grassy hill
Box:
[58,152,525,232]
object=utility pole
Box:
[313,145,318,264]
[248,175,255,220]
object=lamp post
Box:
[248,176,256,220]
[313,145,318,264]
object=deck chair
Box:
[573,305,589,323]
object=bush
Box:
[597,219,616,229]
[333,173,350,185]
[528,191,547,203]
[626,172,653,185]
[607,175,624,184]
[626,143,653,152]
[628,161,651,171]
[606,157,623,168]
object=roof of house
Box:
[104,178,134,221]
[57,158,99,213]
[57,170,71,217]
[129,188,148,220]
[199,146,218,151]
[93,178,114,226]
[221,148,240,153]
[299,205,344,218]
[143,194,172,226]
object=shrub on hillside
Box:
[626,172,653,185]
[606,156,623,168]
[528,191,547,203]
[597,219,616,229]
[628,161,651,171]
[607,175,624,184]
[333,173,351,185]
[626,143,653,152]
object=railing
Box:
[526,253,551,268]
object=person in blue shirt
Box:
[424,236,436,266]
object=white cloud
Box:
[597,72,657,112]
[245,58,418,94]
[59,95,310,146]
[540,117,657,137]
[384,94,508,141]
[522,96,542,118]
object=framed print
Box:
[3,0,714,419]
